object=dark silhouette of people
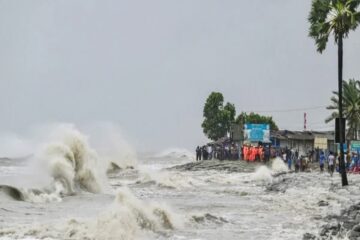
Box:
[264,146,270,163]
[202,146,208,160]
[196,146,201,161]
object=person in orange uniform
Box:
[246,145,251,161]
[247,145,252,161]
[243,145,247,161]
[250,146,255,161]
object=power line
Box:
[242,105,327,113]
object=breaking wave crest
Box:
[0,183,68,202]
[65,187,181,239]
[0,125,122,202]
[36,125,108,196]
[110,187,181,231]
[0,185,25,201]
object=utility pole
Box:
[338,33,348,186]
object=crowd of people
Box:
[195,142,360,176]
[348,152,360,173]
[196,143,240,161]
[282,149,360,175]
[318,150,360,175]
[241,144,271,162]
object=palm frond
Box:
[309,0,360,48]
[326,78,360,130]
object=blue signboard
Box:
[244,124,270,142]
[351,141,360,152]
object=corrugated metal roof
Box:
[271,130,335,141]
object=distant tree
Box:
[201,92,236,141]
[235,112,279,131]
[222,102,236,132]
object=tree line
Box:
[201,92,278,141]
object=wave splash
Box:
[0,187,182,240]
[252,158,288,183]
[0,124,132,202]
[29,125,110,199]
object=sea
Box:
[1,125,360,240]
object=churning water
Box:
[1,126,360,240]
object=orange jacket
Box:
[249,147,255,161]
[243,146,248,160]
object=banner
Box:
[351,141,360,152]
[244,124,270,142]
[314,137,328,149]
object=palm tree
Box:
[326,79,360,140]
[309,0,360,186]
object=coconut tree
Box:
[326,79,360,140]
[309,0,360,186]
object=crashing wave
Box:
[251,158,289,183]
[271,157,289,173]
[252,166,273,183]
[0,125,112,202]
[0,187,182,240]
[38,126,107,195]
[0,182,66,203]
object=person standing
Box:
[196,146,201,161]
[282,149,287,163]
[250,146,255,162]
[328,151,335,177]
[287,148,292,170]
[202,146,208,160]
[295,155,300,172]
[319,151,325,172]
[290,149,297,170]
[243,145,247,161]
[207,145,212,160]
[264,146,270,163]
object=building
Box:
[270,130,335,154]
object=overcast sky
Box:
[0,0,360,152]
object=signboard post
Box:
[244,124,270,143]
